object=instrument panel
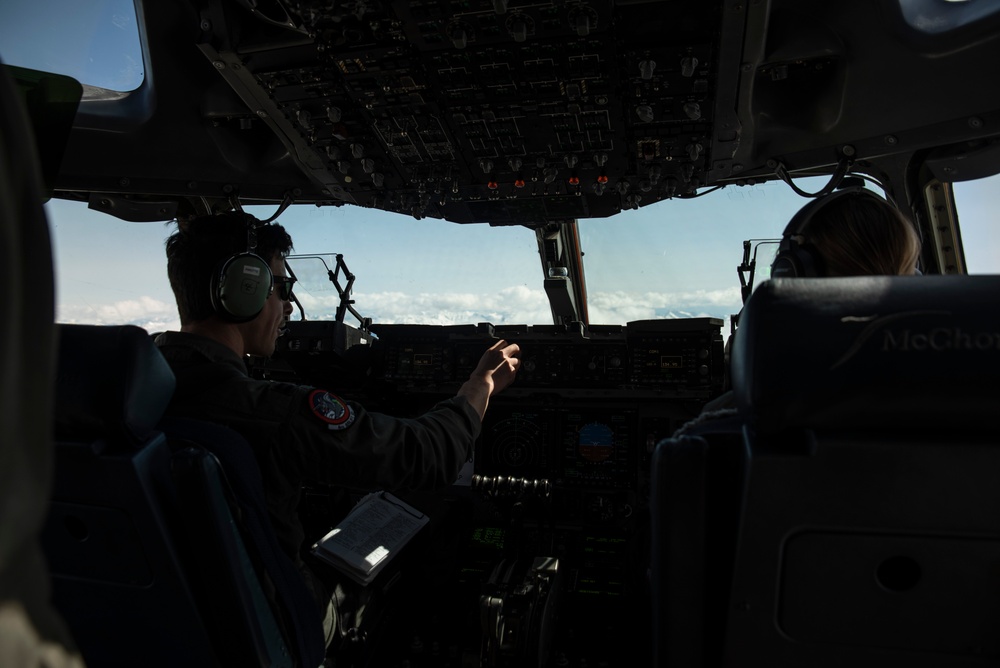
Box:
[478,407,634,488]
[271,315,724,499]
[269,316,724,666]
[364,318,723,393]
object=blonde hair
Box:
[802,194,921,276]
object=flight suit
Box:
[154,331,480,573]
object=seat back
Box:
[0,61,83,665]
[649,415,747,668]
[45,324,220,665]
[731,275,1000,434]
[651,275,1000,667]
[44,324,323,667]
[163,416,326,668]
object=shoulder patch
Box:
[308,390,356,430]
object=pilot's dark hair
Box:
[165,212,293,325]
[772,188,921,278]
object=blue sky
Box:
[0,0,142,92]
[43,173,1000,335]
[7,0,1000,333]
[41,183,805,331]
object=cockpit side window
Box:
[0,0,143,96]
[952,173,1000,274]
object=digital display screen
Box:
[660,355,682,370]
[397,344,439,375]
[477,407,634,489]
[469,526,506,550]
[630,337,697,386]
[638,349,684,372]
[577,422,615,463]
[561,411,633,488]
[478,410,549,475]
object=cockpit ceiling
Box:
[54,0,1000,224]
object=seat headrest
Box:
[55,324,176,448]
[731,276,1000,433]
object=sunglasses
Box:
[271,275,296,301]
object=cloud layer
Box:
[301,285,741,327]
[57,296,181,333]
[57,285,742,336]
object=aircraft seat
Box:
[0,60,83,667]
[731,275,1000,434]
[43,324,324,667]
[651,275,1000,667]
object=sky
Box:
[7,0,1000,335]
[44,173,1000,336]
[46,193,765,333]
[0,0,142,92]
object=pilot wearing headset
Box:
[770,183,921,280]
[688,182,922,419]
[154,211,520,645]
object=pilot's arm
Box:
[280,340,520,490]
[457,339,521,419]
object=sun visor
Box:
[5,64,82,201]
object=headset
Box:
[209,215,274,322]
[770,180,893,279]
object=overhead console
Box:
[183,0,740,221]
[56,0,1000,231]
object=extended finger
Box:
[502,342,520,357]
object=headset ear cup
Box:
[771,241,824,278]
[211,253,273,322]
[770,251,799,278]
[793,244,824,277]
[773,182,895,279]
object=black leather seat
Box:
[44,324,324,667]
[651,275,1000,667]
[0,60,83,666]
